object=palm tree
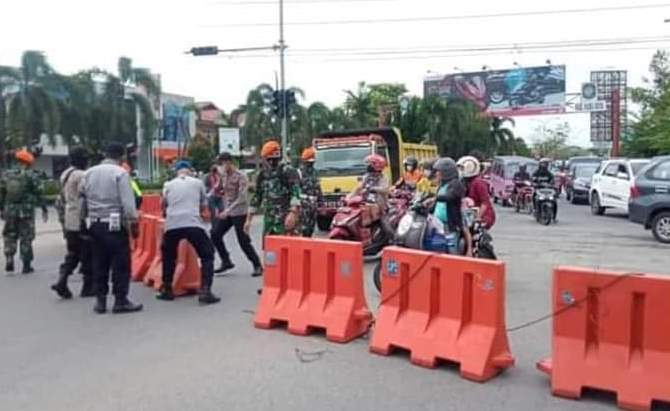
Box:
[490,116,516,154]
[0,65,21,167]
[2,51,61,156]
[343,82,376,128]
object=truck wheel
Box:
[316,215,332,232]
[651,211,670,244]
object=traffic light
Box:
[272,90,283,117]
[189,46,219,56]
[285,90,296,115]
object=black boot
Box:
[251,265,263,277]
[93,296,107,314]
[198,288,221,305]
[112,297,143,314]
[5,258,14,274]
[214,262,235,275]
[80,282,96,298]
[51,273,73,299]
[22,261,34,274]
[156,284,175,301]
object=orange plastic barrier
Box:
[140,194,162,216]
[131,215,158,281]
[370,247,514,382]
[537,266,670,411]
[143,219,201,296]
[254,236,373,343]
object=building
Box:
[194,101,227,146]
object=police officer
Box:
[250,140,301,238]
[155,160,220,304]
[80,143,142,314]
[0,150,48,274]
[51,147,94,298]
[298,147,322,238]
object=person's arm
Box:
[475,180,492,217]
[198,181,208,217]
[249,170,264,214]
[32,172,48,221]
[161,184,169,217]
[78,172,88,221]
[118,171,138,222]
[462,223,473,257]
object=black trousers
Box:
[161,227,215,289]
[89,223,131,298]
[60,230,92,281]
[210,215,261,268]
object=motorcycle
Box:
[328,189,410,256]
[372,193,496,292]
[513,181,534,214]
[534,185,558,226]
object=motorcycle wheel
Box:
[477,243,497,260]
[373,262,382,293]
[539,204,553,226]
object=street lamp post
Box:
[279,0,288,156]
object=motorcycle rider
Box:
[350,154,392,234]
[394,156,423,190]
[512,163,532,202]
[432,157,467,255]
[532,158,557,221]
[457,156,496,230]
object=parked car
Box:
[490,156,537,206]
[565,163,601,204]
[566,155,602,171]
[590,158,651,215]
[629,156,670,243]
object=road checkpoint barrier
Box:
[537,266,670,411]
[142,219,201,296]
[139,194,162,216]
[254,236,373,343]
[131,215,158,281]
[370,247,515,382]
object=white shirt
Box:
[162,174,207,232]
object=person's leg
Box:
[210,217,234,272]
[157,229,181,300]
[52,231,81,299]
[3,216,18,272]
[185,228,219,304]
[18,217,35,273]
[109,229,142,313]
[231,215,262,274]
[79,233,94,297]
[89,223,111,313]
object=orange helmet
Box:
[301,147,315,162]
[365,154,387,172]
[15,150,35,165]
[261,140,281,159]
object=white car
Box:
[590,158,650,215]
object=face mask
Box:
[267,158,280,168]
[367,165,376,173]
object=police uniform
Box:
[80,157,142,314]
[0,165,47,273]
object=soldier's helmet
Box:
[301,147,315,163]
[261,141,281,159]
[15,150,35,166]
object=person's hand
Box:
[130,221,140,239]
[218,210,229,220]
[465,248,473,258]
[243,220,251,235]
[284,210,298,232]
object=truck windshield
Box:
[315,146,370,177]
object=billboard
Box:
[589,70,627,142]
[161,93,195,142]
[424,65,566,116]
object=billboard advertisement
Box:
[218,127,241,156]
[161,93,195,142]
[424,65,566,116]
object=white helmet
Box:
[457,156,481,178]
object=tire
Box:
[651,211,670,244]
[373,262,382,293]
[566,189,572,202]
[539,203,553,226]
[477,243,497,260]
[316,215,332,232]
[590,192,605,216]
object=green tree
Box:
[490,116,516,154]
[343,82,376,128]
[187,133,215,172]
[532,121,571,158]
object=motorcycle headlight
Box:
[397,214,413,237]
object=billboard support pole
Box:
[611,89,621,157]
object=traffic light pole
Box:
[279,0,288,157]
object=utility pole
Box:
[279,0,288,157]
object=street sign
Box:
[218,128,241,156]
[574,101,607,112]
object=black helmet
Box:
[519,164,527,171]
[539,158,551,169]
[403,156,418,169]
[432,157,459,182]
[69,146,89,169]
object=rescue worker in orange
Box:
[393,156,423,190]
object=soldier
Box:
[250,140,301,239]
[80,143,142,314]
[0,150,48,274]
[51,147,94,298]
[298,147,322,237]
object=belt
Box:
[90,217,112,223]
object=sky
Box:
[2,0,670,148]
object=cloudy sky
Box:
[2,0,669,147]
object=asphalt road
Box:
[1,201,669,411]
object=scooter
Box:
[513,181,534,214]
[328,192,389,256]
[534,185,558,226]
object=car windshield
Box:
[575,164,599,178]
[315,146,371,177]
[631,161,650,176]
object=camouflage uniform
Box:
[0,168,46,264]
[299,165,322,237]
[252,162,301,237]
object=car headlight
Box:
[397,215,413,236]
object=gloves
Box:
[130,221,140,239]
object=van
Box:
[490,156,538,205]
